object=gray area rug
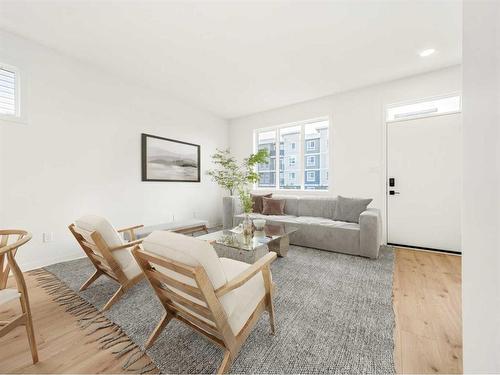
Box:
[44,246,395,374]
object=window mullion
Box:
[299,124,305,189]
[275,128,279,190]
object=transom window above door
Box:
[386,94,461,122]
[255,117,330,191]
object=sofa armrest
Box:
[222,196,243,229]
[359,208,382,259]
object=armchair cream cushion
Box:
[142,231,266,334]
[75,215,141,279]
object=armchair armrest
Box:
[109,239,143,251]
[117,224,144,241]
[215,252,277,297]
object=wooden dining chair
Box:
[69,215,145,311]
[132,230,277,374]
[0,230,38,364]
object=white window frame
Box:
[306,155,315,167]
[0,62,22,123]
[288,155,296,167]
[253,116,330,191]
[290,172,295,179]
[291,142,296,150]
[307,140,316,150]
[306,171,315,182]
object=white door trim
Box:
[382,93,462,250]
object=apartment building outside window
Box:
[255,118,329,190]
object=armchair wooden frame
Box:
[0,230,38,364]
[132,246,277,374]
[68,223,145,311]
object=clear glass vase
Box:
[242,213,253,245]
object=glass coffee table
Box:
[199,223,298,264]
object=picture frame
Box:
[141,133,201,182]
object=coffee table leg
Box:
[268,235,289,257]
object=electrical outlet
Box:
[42,232,54,242]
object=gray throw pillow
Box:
[334,195,372,223]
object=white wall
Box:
[0,30,228,270]
[462,1,500,372]
[229,65,462,242]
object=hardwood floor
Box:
[0,248,462,374]
[394,248,462,374]
[0,272,155,374]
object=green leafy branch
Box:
[207,148,269,213]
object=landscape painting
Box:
[141,133,200,182]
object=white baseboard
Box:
[21,252,87,272]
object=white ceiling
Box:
[0,1,462,119]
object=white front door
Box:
[387,113,461,252]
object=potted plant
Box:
[207,148,269,235]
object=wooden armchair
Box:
[0,230,38,364]
[69,215,145,311]
[132,231,277,374]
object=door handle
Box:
[389,190,400,195]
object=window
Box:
[254,118,329,190]
[256,130,276,188]
[0,64,20,120]
[386,94,461,122]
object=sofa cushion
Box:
[333,196,373,223]
[75,215,142,279]
[251,193,272,213]
[262,197,285,215]
[297,197,337,218]
[289,221,361,254]
[272,195,299,216]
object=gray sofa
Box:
[222,195,382,259]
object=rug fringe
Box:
[29,269,158,374]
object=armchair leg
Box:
[217,350,233,374]
[145,312,173,349]
[262,266,276,335]
[20,295,38,363]
[102,286,124,311]
[79,270,102,292]
[267,302,276,335]
[25,312,38,364]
